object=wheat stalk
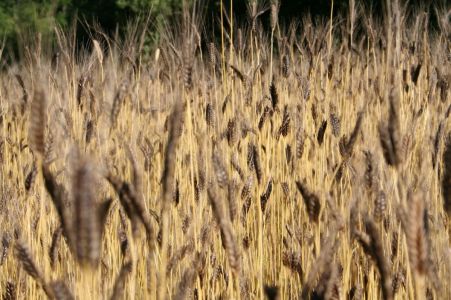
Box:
[28,88,46,157]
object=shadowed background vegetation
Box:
[0,0,445,60]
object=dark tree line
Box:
[0,0,446,59]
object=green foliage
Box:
[0,0,70,41]
[0,0,183,50]
[115,0,183,43]
[116,0,181,15]
[116,0,156,12]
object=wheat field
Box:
[0,1,450,299]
